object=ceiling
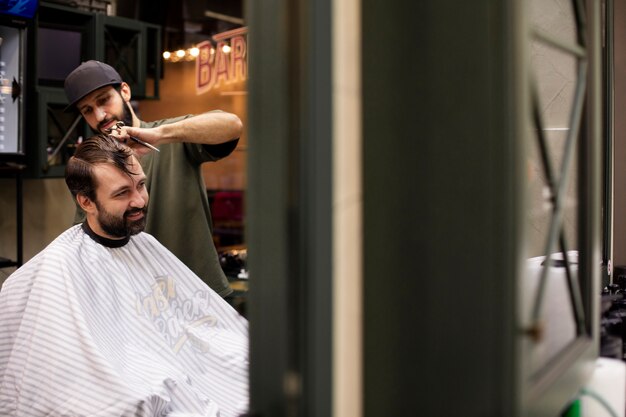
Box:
[44,0,245,51]
[117,0,244,50]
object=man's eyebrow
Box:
[79,90,110,111]
[109,174,146,195]
[109,184,130,196]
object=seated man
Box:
[0,135,248,416]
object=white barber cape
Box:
[0,224,248,417]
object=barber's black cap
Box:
[64,60,122,111]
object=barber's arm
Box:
[122,111,242,153]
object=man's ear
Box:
[120,82,132,102]
[76,194,96,214]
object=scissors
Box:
[104,121,160,153]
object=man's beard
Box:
[95,201,147,238]
[97,100,134,134]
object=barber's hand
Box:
[110,126,160,157]
[123,126,161,156]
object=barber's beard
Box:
[97,101,134,134]
[95,201,147,238]
[119,103,134,127]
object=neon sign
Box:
[196,27,248,95]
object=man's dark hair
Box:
[65,134,136,201]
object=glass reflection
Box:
[525,0,587,375]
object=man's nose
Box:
[129,191,147,208]
[94,106,107,122]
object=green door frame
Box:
[247,0,333,415]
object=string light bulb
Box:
[161,45,214,62]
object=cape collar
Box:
[81,221,130,248]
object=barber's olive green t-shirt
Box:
[75,115,238,297]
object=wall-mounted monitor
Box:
[0,0,39,20]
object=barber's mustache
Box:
[98,119,117,132]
